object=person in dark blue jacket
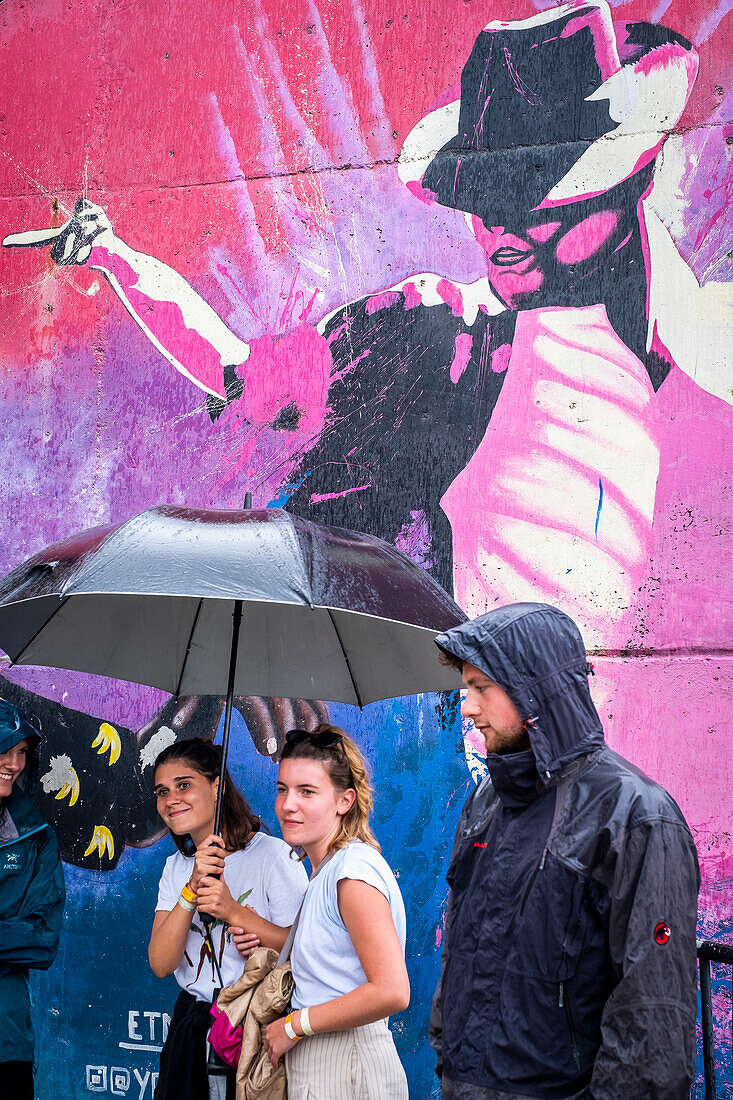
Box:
[0,700,65,1100]
[430,603,700,1100]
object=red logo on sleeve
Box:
[653,921,671,945]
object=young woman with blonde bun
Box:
[149,737,308,1100]
[262,724,409,1099]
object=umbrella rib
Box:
[326,608,364,710]
[174,598,204,699]
[10,594,71,667]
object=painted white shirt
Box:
[442,302,661,650]
[289,840,406,1011]
[156,830,308,1002]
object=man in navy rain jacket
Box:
[431,603,700,1100]
[0,700,65,1099]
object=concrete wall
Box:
[0,1,730,1096]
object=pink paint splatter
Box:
[491,342,512,374]
[238,324,332,431]
[366,291,401,315]
[310,484,370,503]
[437,279,464,317]
[449,332,473,384]
[401,282,422,310]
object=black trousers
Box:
[0,1060,34,1100]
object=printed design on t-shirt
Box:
[184,888,252,986]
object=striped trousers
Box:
[285,1018,408,1100]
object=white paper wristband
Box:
[177,893,196,912]
[300,1007,314,1037]
[284,1018,298,1041]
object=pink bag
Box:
[209,1000,242,1068]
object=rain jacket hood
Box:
[435,602,604,781]
[0,698,42,804]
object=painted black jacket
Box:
[430,603,700,1099]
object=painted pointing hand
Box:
[3,196,112,265]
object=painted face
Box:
[153,761,218,847]
[460,663,527,756]
[0,737,29,799]
[473,207,624,310]
[275,757,354,854]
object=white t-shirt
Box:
[289,840,406,1011]
[156,830,308,1002]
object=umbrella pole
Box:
[214,599,243,837]
[200,599,243,984]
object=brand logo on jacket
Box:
[653,921,671,945]
[2,850,22,871]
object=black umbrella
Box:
[0,504,466,838]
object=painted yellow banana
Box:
[54,769,80,806]
[83,825,115,860]
[92,722,121,765]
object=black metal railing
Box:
[698,939,733,1099]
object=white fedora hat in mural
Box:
[399,0,698,216]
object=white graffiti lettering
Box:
[86,1065,107,1092]
[110,1067,130,1095]
[85,1065,158,1098]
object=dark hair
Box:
[280,724,379,855]
[436,644,463,673]
[153,737,260,855]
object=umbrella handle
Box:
[202,923,224,988]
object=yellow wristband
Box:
[283,1013,302,1042]
[180,882,197,904]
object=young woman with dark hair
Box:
[262,724,410,1099]
[149,738,307,1100]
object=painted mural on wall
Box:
[0,0,731,1095]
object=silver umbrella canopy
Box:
[0,505,465,706]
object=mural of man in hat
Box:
[5,1,727,630]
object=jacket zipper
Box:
[559,981,581,1071]
[0,823,47,850]
[519,846,547,914]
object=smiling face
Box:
[472,202,629,310]
[276,757,355,863]
[154,760,219,848]
[0,737,29,800]
[460,662,528,756]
